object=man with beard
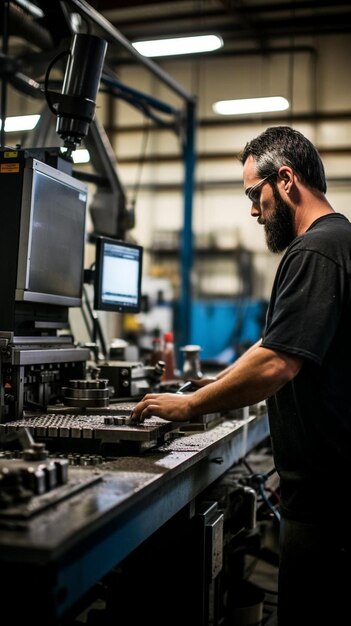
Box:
[131,126,351,625]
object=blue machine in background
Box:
[190,298,268,363]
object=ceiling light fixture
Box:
[0,114,40,132]
[132,34,223,57]
[213,96,290,115]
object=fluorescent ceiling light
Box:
[133,34,223,57]
[0,114,40,132]
[213,96,289,115]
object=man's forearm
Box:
[189,344,302,417]
[216,339,263,380]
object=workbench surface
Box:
[0,411,269,622]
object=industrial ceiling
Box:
[3,1,351,144]
[96,0,351,58]
[5,1,351,74]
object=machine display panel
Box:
[16,159,88,307]
[94,236,143,313]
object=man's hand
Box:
[130,392,194,423]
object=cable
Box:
[257,479,281,523]
[242,459,281,523]
[44,49,69,115]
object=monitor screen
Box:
[16,159,88,307]
[93,236,143,313]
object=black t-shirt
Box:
[261,213,351,522]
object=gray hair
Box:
[240,126,327,193]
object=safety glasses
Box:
[245,174,275,205]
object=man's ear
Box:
[278,166,294,191]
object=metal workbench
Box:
[0,411,269,624]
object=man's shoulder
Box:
[309,212,350,233]
[294,213,351,249]
[286,213,351,266]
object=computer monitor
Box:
[93,236,143,313]
[16,158,88,307]
[0,151,88,333]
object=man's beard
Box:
[264,184,295,253]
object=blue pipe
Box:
[178,98,196,349]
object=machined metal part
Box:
[98,361,160,399]
[62,378,110,408]
[63,388,109,399]
[69,379,109,389]
[62,397,110,408]
[0,464,101,519]
[0,455,70,508]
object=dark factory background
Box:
[0,1,350,625]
